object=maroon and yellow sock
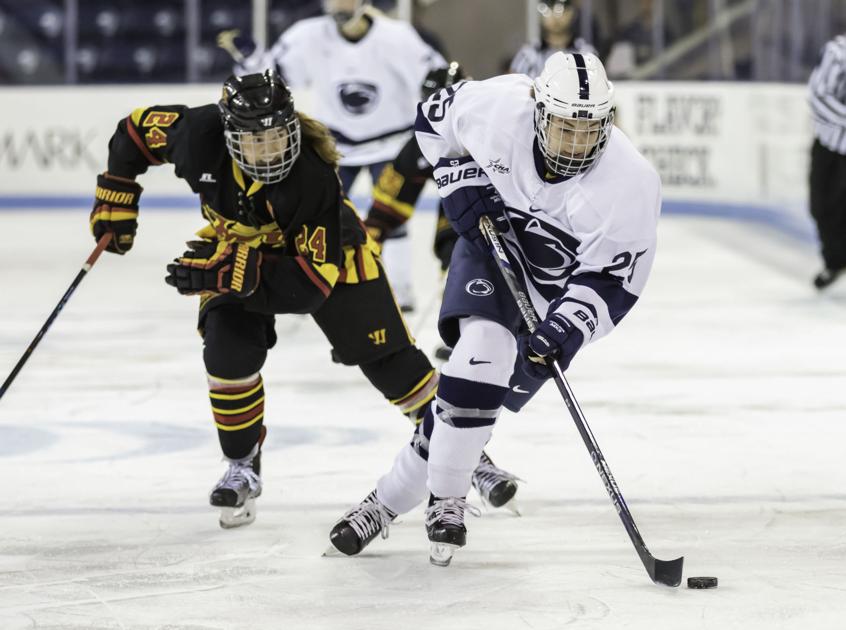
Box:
[208,373,265,460]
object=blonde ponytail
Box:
[297,112,342,168]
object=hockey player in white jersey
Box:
[328,52,661,566]
[220,0,447,310]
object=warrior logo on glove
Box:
[90,172,143,255]
[165,241,262,298]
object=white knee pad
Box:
[441,317,517,387]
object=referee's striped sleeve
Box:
[510,44,538,76]
[809,37,846,125]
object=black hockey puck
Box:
[687,577,718,589]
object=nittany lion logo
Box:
[337,82,379,115]
[508,209,580,283]
[465,279,495,296]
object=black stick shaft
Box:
[0,233,112,401]
[479,216,682,586]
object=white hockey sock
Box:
[427,417,494,499]
[380,232,414,309]
[376,444,428,515]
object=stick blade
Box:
[649,555,684,587]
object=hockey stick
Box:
[412,272,447,333]
[479,216,683,587]
[0,233,113,402]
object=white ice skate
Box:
[209,444,262,529]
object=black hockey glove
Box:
[519,312,584,379]
[441,184,509,252]
[165,240,262,297]
[90,172,142,255]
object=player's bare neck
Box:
[340,15,372,42]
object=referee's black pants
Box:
[809,139,846,270]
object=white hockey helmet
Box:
[533,52,615,177]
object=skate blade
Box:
[322,545,344,557]
[429,542,460,567]
[479,495,522,517]
[218,499,257,529]
[502,497,522,517]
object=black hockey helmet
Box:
[219,70,302,183]
[421,61,466,101]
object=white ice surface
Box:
[1,209,846,630]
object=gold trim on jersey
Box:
[339,240,381,284]
[196,204,286,248]
[372,187,415,219]
[130,107,146,127]
[232,159,264,197]
[376,164,405,198]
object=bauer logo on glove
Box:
[165,240,262,297]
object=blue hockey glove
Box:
[441,184,509,252]
[217,29,257,64]
[519,312,584,379]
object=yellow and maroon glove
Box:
[165,240,262,297]
[90,172,142,254]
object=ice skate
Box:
[326,490,397,556]
[425,496,480,567]
[814,267,845,289]
[472,452,522,515]
[433,344,453,361]
[209,443,262,529]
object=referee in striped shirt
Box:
[808,34,846,289]
[509,0,596,78]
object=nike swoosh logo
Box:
[512,385,530,394]
[469,357,491,365]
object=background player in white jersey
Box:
[510,0,597,78]
[220,0,446,310]
[328,52,661,565]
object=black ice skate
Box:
[433,344,453,361]
[209,443,262,529]
[472,452,521,514]
[814,267,845,289]
[327,490,397,556]
[425,495,481,567]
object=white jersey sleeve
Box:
[550,161,661,348]
[415,82,493,195]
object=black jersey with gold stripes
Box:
[105,103,379,315]
[365,134,457,270]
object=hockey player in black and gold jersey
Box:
[90,70,519,531]
[363,63,467,271]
